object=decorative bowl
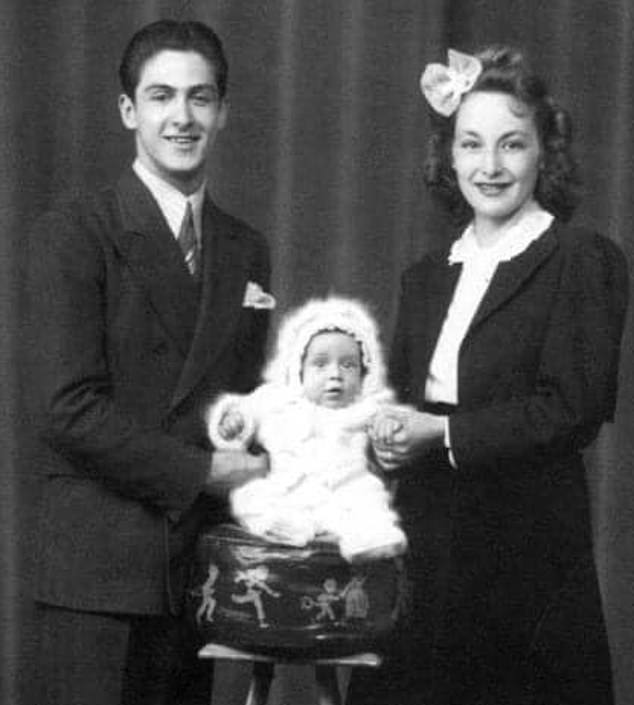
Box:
[187,524,405,658]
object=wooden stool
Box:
[199,643,382,705]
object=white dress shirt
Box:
[133,159,205,246]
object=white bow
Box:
[420,49,482,117]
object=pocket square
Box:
[243,281,276,309]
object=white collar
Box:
[133,159,206,240]
[449,201,554,266]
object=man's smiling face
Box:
[119,49,227,194]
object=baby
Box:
[207,296,407,563]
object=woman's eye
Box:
[502,140,525,151]
[460,140,480,150]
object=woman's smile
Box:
[474,181,512,196]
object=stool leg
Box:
[315,665,341,705]
[245,662,274,705]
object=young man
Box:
[26,20,271,705]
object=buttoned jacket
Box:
[389,221,628,699]
[25,169,271,614]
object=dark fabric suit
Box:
[348,222,628,705]
[24,169,271,703]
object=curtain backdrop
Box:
[2,2,632,704]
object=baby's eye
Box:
[342,359,359,369]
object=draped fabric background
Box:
[1,1,632,703]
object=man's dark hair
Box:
[119,19,228,99]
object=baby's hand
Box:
[369,409,405,447]
[219,407,246,440]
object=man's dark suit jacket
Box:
[25,169,271,616]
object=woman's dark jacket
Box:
[389,221,628,704]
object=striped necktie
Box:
[178,201,199,277]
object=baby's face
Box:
[301,331,363,409]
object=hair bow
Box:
[420,49,482,117]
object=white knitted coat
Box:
[207,297,407,561]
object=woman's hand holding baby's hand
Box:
[219,407,246,440]
[369,409,408,471]
[370,407,446,471]
[370,412,405,447]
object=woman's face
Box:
[451,91,542,229]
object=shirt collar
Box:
[132,159,206,241]
[449,200,554,266]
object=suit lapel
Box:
[468,223,558,335]
[170,198,250,410]
[420,251,463,369]
[112,170,199,357]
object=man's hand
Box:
[205,450,269,497]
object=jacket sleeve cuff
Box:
[444,416,458,469]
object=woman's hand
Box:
[369,407,446,471]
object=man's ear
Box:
[118,93,137,130]
[217,99,229,130]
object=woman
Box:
[347,46,628,705]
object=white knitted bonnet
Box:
[262,296,389,399]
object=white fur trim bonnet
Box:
[262,296,389,398]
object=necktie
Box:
[178,201,199,277]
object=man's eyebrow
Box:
[142,83,218,93]
[188,83,220,94]
[143,83,174,93]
